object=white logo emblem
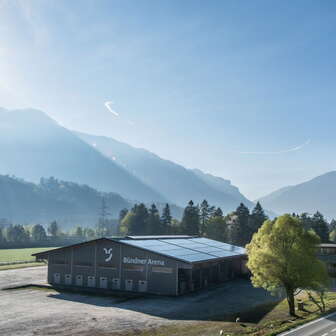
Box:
[103,248,113,262]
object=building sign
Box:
[123,256,165,266]
[103,248,113,262]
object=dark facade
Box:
[33,236,247,296]
[318,243,336,287]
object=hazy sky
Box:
[1,0,336,199]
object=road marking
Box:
[321,333,328,336]
[279,311,336,335]
[332,328,336,332]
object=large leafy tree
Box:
[247,214,329,316]
[181,200,200,235]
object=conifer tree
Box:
[147,204,161,234]
[181,200,200,235]
[233,203,250,245]
[161,203,172,234]
[249,202,267,236]
[312,211,329,243]
[199,199,210,235]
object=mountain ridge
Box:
[258,171,336,219]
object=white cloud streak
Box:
[239,139,311,155]
[104,101,119,117]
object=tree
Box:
[74,226,84,239]
[161,203,172,234]
[312,211,329,243]
[300,213,313,230]
[247,214,329,316]
[199,200,211,235]
[31,224,47,242]
[119,208,128,224]
[121,203,149,235]
[205,214,228,242]
[147,204,161,234]
[236,203,250,243]
[180,200,200,235]
[213,207,223,217]
[250,202,267,233]
[330,229,336,243]
[330,219,336,232]
[5,224,30,243]
[83,227,96,240]
[48,221,59,238]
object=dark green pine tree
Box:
[312,211,330,243]
[199,199,210,236]
[249,202,267,237]
[128,203,149,235]
[161,203,172,234]
[233,203,250,246]
[300,212,314,230]
[213,207,223,217]
[146,204,161,234]
[181,200,200,235]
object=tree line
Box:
[1,197,336,248]
[120,200,268,246]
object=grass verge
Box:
[114,292,336,336]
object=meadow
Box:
[0,247,56,263]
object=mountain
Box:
[0,175,131,228]
[75,131,254,213]
[257,171,336,219]
[0,108,165,203]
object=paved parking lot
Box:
[0,267,280,336]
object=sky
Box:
[1,0,336,200]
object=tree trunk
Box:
[286,287,296,316]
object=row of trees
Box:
[120,200,268,246]
[0,221,97,247]
[1,197,335,248]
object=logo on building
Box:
[103,248,113,262]
[123,256,165,266]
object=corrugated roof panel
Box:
[119,236,245,263]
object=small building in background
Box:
[33,235,247,296]
[317,243,336,288]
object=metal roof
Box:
[126,235,192,240]
[119,236,246,263]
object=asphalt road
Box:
[280,312,336,336]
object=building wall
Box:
[47,239,189,296]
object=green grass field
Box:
[0,247,57,263]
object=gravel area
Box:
[0,267,279,336]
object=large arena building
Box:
[33,235,247,296]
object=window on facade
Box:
[152,266,173,274]
[124,265,144,272]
